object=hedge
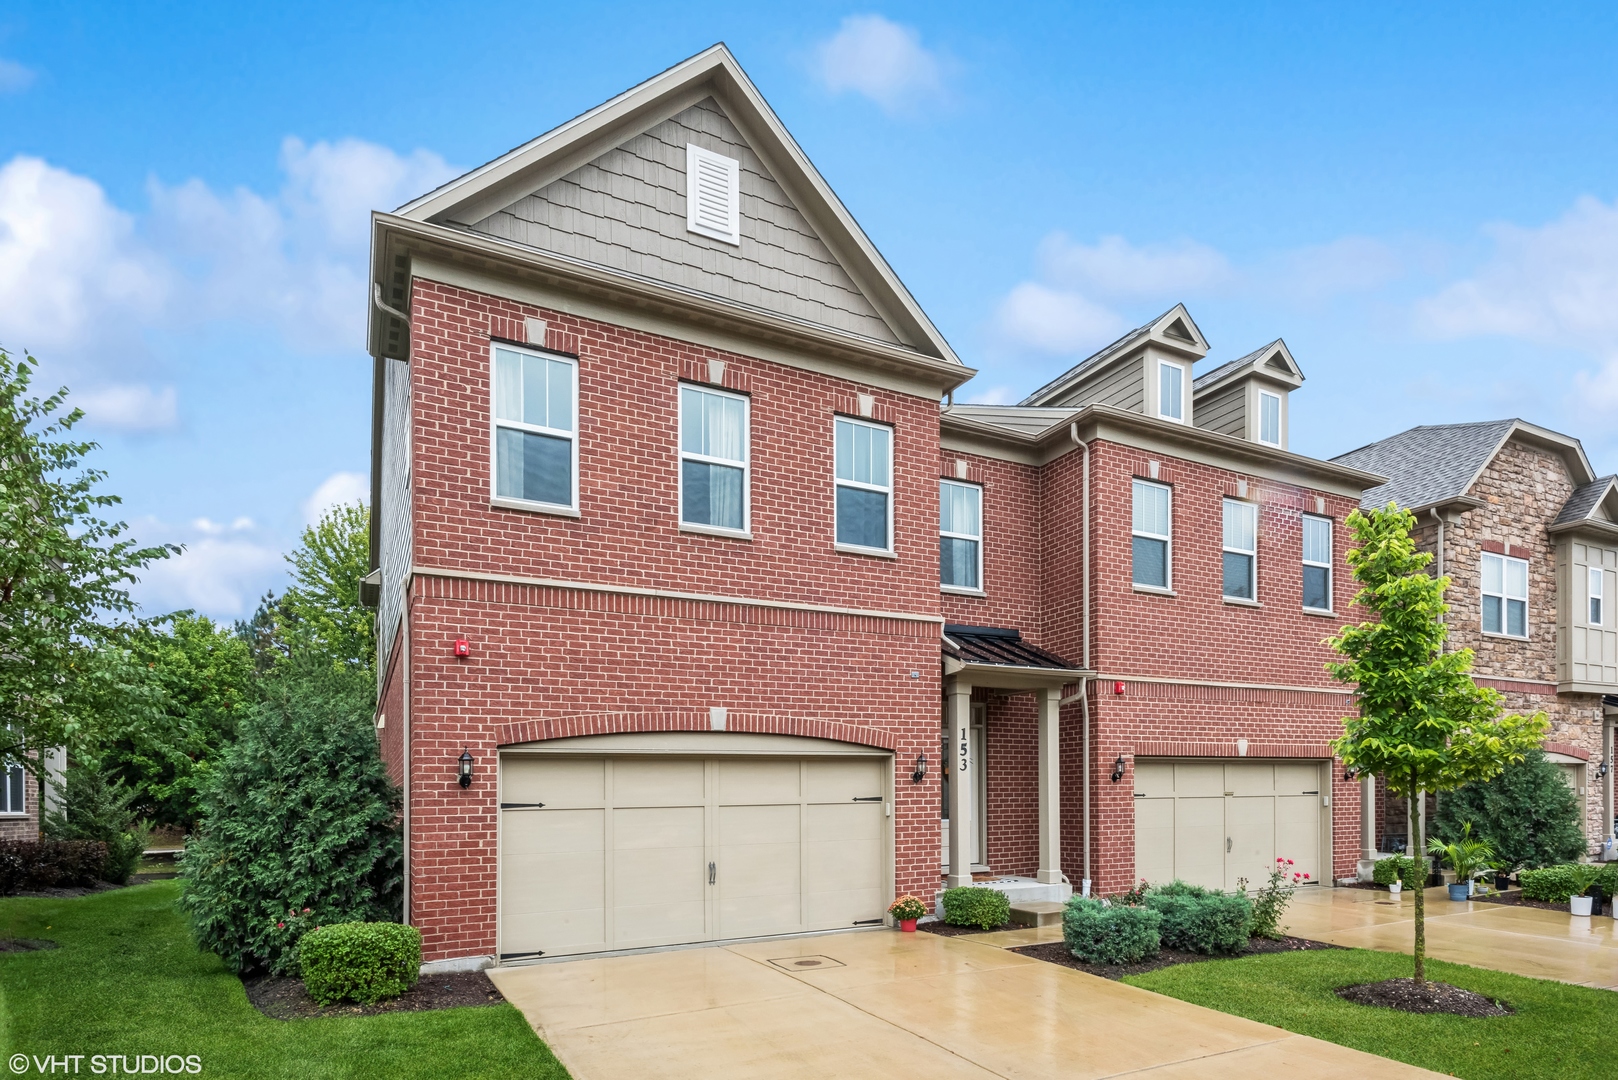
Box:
[1518,864,1618,903]
[941,886,1010,930]
[0,839,109,895]
[1144,881,1252,955]
[298,922,422,1005]
[1062,898,1161,965]
[1372,855,1424,890]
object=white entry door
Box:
[499,754,888,960]
[1134,760,1324,891]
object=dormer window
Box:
[686,144,740,245]
[1258,390,1282,447]
[1157,360,1185,423]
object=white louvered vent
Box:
[686,144,741,245]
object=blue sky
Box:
[2,3,1616,619]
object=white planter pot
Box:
[1570,895,1594,917]
[1388,882,1402,896]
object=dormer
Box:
[1192,339,1305,450]
[1021,305,1209,427]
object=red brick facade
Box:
[0,766,39,842]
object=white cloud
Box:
[75,383,178,432]
[993,281,1126,356]
[1267,235,1405,303]
[1573,358,1618,414]
[0,59,33,93]
[128,516,283,619]
[1037,233,1232,299]
[813,15,948,113]
[302,470,368,525]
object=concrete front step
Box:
[1009,901,1065,928]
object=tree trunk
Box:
[1410,779,1425,987]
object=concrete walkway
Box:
[488,928,1440,1080]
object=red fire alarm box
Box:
[453,638,471,658]
[1113,681,1125,695]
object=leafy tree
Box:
[233,590,289,678]
[1431,748,1586,870]
[0,349,174,782]
[1328,506,1546,986]
[280,502,374,681]
[178,661,400,975]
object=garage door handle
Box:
[852,796,883,802]
[500,802,546,809]
[1226,837,1233,853]
[709,861,716,885]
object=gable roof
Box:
[1193,339,1304,395]
[1333,419,1598,512]
[1019,304,1208,407]
[375,44,958,368]
[1552,475,1618,530]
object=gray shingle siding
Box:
[1194,382,1245,438]
[377,358,412,674]
[471,98,898,343]
[1044,355,1145,411]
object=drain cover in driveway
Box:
[767,955,844,971]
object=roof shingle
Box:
[1331,420,1517,511]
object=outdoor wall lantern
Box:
[1597,758,1610,780]
[458,749,474,789]
[911,754,928,784]
[1109,755,1126,783]
[1344,765,1359,782]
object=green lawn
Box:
[0,881,570,1079]
[1124,948,1618,1080]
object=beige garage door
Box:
[498,754,888,960]
[1134,760,1324,891]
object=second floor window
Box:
[679,385,749,532]
[1258,391,1282,446]
[1482,551,1528,637]
[1222,499,1257,600]
[492,345,576,510]
[940,481,982,591]
[1132,479,1171,589]
[1592,566,1605,626]
[1158,361,1185,423]
[1302,515,1333,611]
[834,417,892,551]
[2,760,23,815]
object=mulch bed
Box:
[1336,978,1513,1017]
[917,919,1017,937]
[242,971,506,1020]
[0,938,58,952]
[1011,935,1340,980]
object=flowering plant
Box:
[1112,878,1152,906]
[888,894,928,922]
[1241,857,1307,939]
[263,904,323,973]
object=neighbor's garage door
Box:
[498,754,888,960]
[1134,760,1324,891]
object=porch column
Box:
[945,677,975,889]
[1357,771,1377,881]
[1036,686,1062,885]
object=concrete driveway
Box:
[488,928,1440,1080]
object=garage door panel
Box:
[1225,763,1274,797]
[613,758,706,806]
[503,757,605,807]
[719,759,800,804]
[500,849,605,915]
[1173,796,1225,889]
[502,807,603,855]
[1135,761,1173,799]
[614,804,705,850]
[1135,798,1175,884]
[1274,763,1320,795]
[1276,794,1319,882]
[1227,796,1275,890]
[1174,763,1224,797]
[804,758,884,802]
[804,801,883,843]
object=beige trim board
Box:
[410,564,945,625]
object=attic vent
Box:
[1264,354,1291,373]
[686,144,740,245]
[1162,318,1195,343]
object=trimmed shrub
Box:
[1373,855,1423,889]
[1062,897,1161,965]
[1519,864,1618,903]
[299,922,422,1005]
[1430,749,1586,870]
[43,764,149,885]
[1144,881,1252,955]
[0,839,109,894]
[179,664,402,975]
[941,886,1010,930]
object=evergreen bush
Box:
[178,663,401,974]
[1373,855,1423,889]
[43,763,149,885]
[941,886,1010,930]
[1430,748,1586,870]
[299,922,421,1005]
[1062,897,1161,964]
[1144,881,1252,954]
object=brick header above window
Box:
[679,356,753,393]
[488,314,580,357]
[833,391,895,424]
[1480,539,1533,560]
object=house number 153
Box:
[959,727,969,772]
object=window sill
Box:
[0,812,28,818]
[1480,630,1531,642]
[679,523,752,541]
[1132,584,1177,597]
[491,497,581,519]
[835,543,897,560]
[1301,607,1338,618]
[1222,596,1262,608]
[941,585,985,597]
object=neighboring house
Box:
[363,45,1385,970]
[0,757,37,841]
[1334,420,1618,861]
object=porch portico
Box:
[941,626,1092,903]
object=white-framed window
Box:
[1157,360,1185,423]
[1591,566,1605,626]
[1258,390,1282,447]
[834,417,893,552]
[1,761,23,815]
[1132,479,1172,589]
[491,343,578,512]
[1481,551,1528,637]
[1302,515,1333,611]
[686,144,741,245]
[1222,499,1258,600]
[678,384,749,534]
[940,481,983,591]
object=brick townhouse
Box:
[361,44,1387,970]
[1335,421,1618,862]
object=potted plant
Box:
[1388,878,1402,897]
[1490,861,1514,892]
[1428,822,1493,902]
[888,894,928,932]
[1565,865,1601,917]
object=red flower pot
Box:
[899,918,917,932]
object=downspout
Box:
[1072,422,1093,895]
[400,579,412,927]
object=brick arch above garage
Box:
[494,712,900,750]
